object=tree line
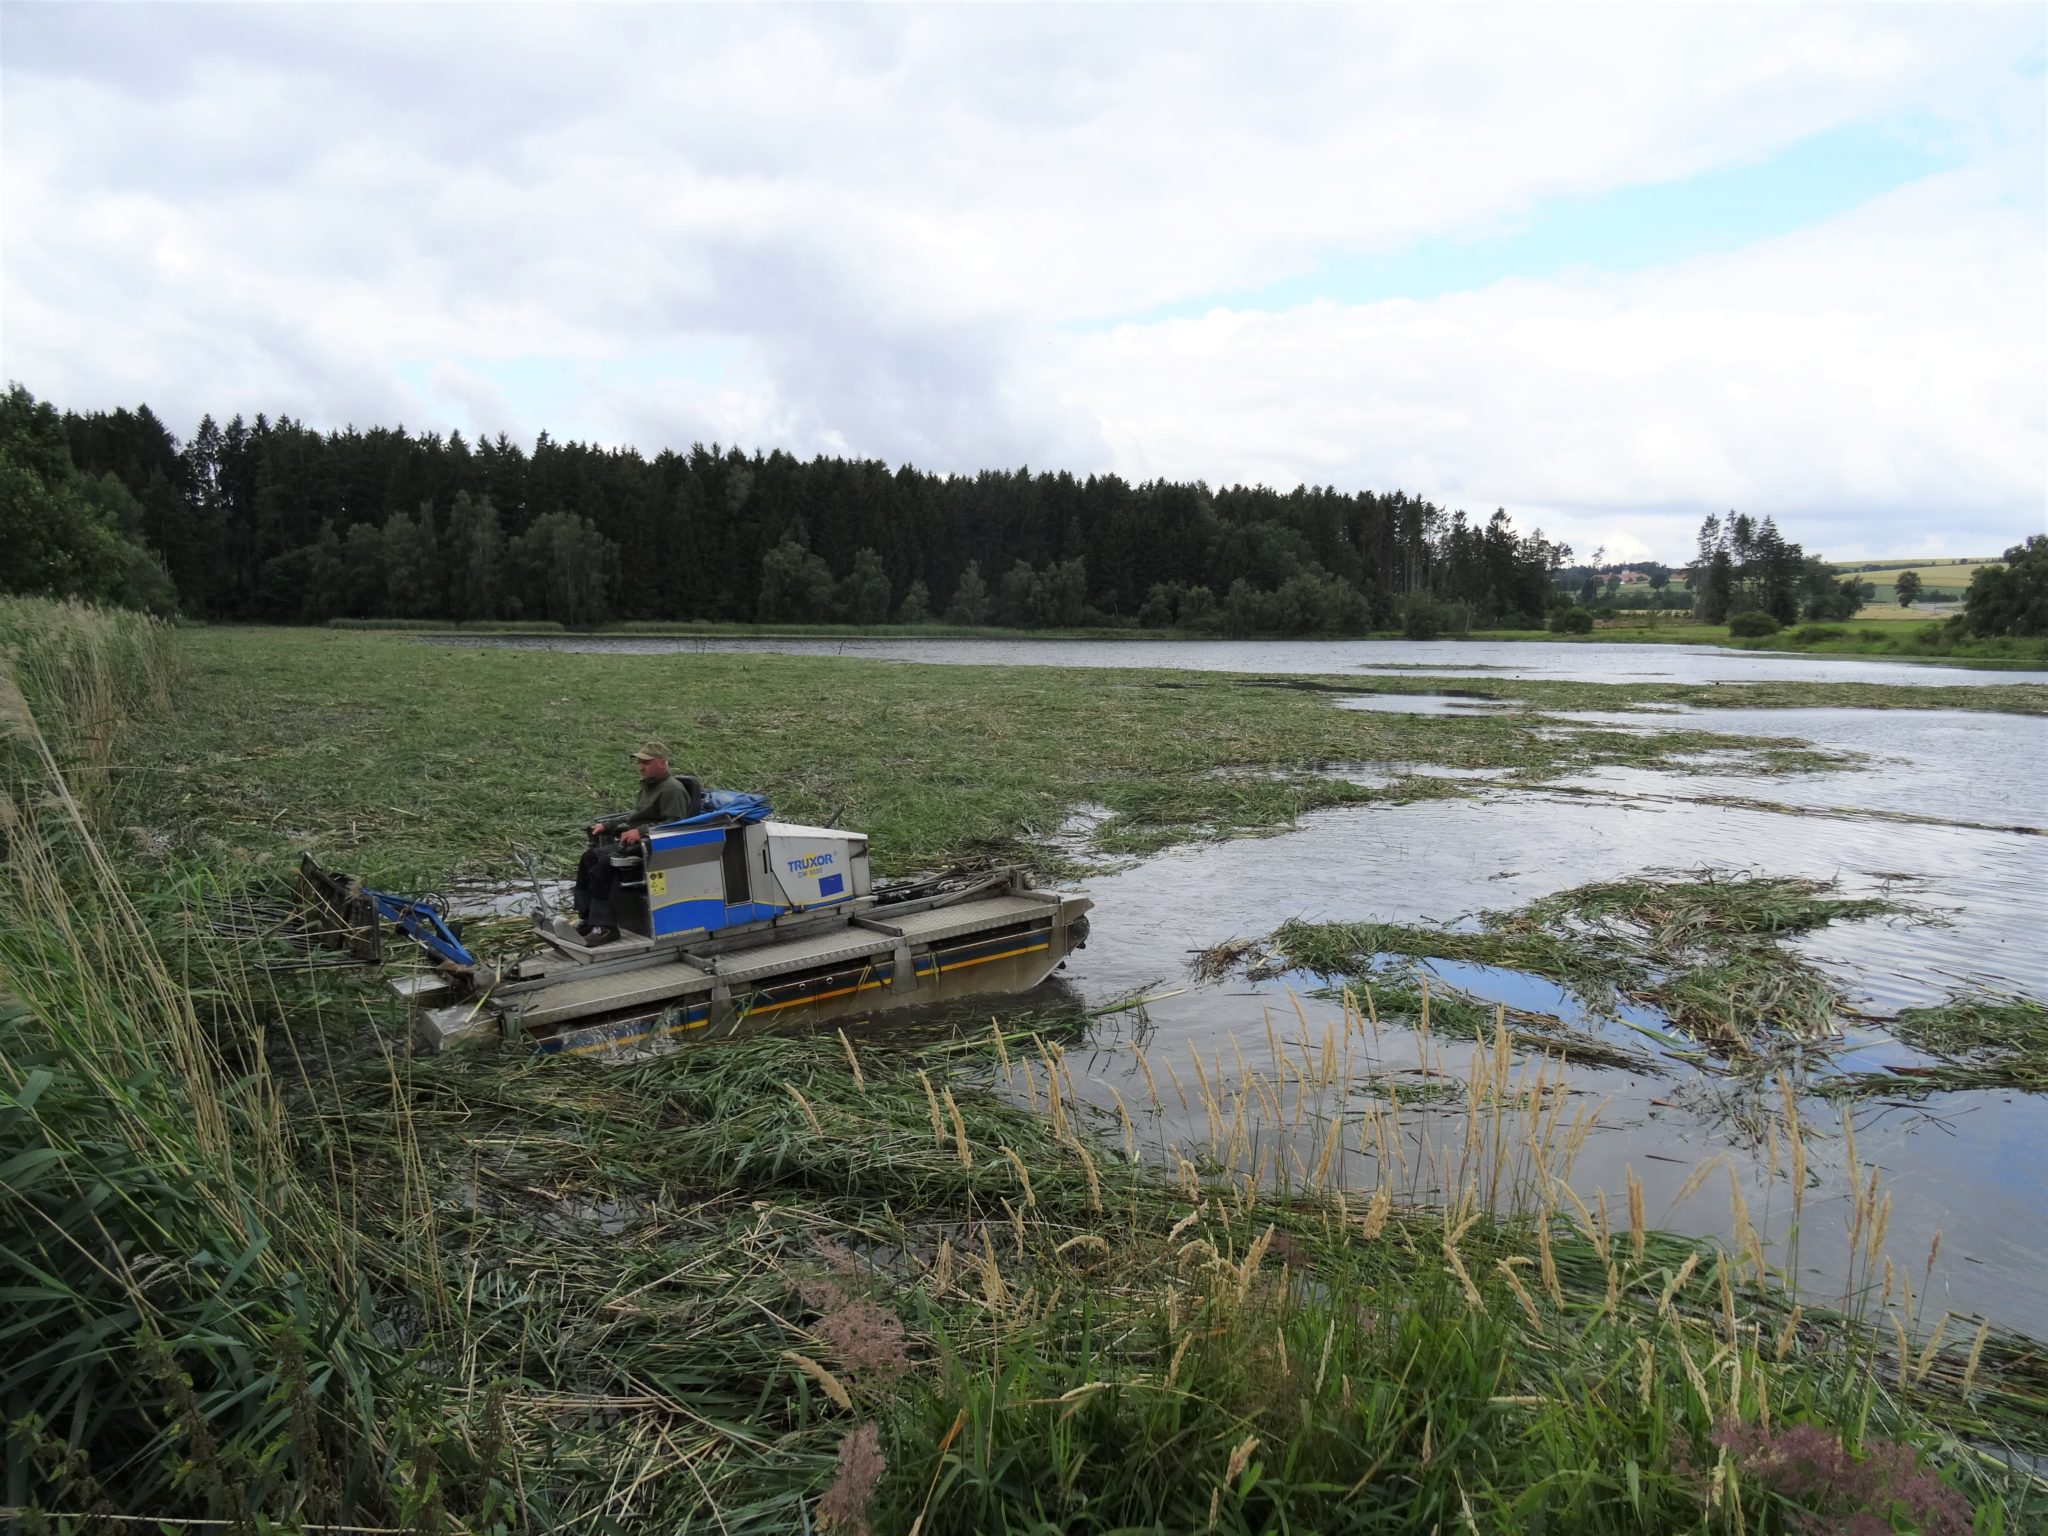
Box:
[3,384,1573,633]
[1689,512,1867,627]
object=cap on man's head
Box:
[632,741,670,763]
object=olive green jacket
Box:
[601,774,697,833]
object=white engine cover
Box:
[761,822,871,910]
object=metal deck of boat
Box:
[511,957,712,1029]
[504,893,1052,1029]
[871,893,1052,944]
[700,925,896,983]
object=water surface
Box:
[431,633,2048,688]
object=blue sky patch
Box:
[1089,121,1960,327]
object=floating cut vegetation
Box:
[1225,872,1904,1053]
[4,599,2045,1532]
[1823,994,2048,1097]
[1890,995,2048,1090]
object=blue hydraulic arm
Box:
[363,889,478,970]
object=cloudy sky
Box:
[2,3,2042,560]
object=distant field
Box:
[1852,601,1958,622]
[1832,557,2000,587]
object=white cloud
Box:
[1042,166,2042,560]
[0,2,2040,556]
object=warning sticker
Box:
[648,870,668,896]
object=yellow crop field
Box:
[1832,557,2000,586]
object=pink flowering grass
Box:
[1711,1419,1970,1536]
[799,1240,913,1386]
[818,1422,886,1536]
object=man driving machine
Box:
[572,741,704,945]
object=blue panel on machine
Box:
[651,897,726,937]
[819,872,845,897]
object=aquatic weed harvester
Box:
[292,790,1091,1056]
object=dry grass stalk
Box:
[1189,1047,1216,1122]
[1313,1317,1337,1394]
[1075,1142,1103,1213]
[1163,1059,1190,1115]
[940,1085,972,1169]
[1667,1154,1724,1216]
[1442,1212,1484,1311]
[915,1070,946,1148]
[1774,1305,1802,1363]
[836,1028,866,1093]
[1133,1045,1161,1109]
[1667,1321,1715,1419]
[1658,1252,1701,1318]
[782,1351,853,1411]
[1225,1433,1260,1485]
[989,1018,1010,1073]
[979,1225,1008,1310]
[785,1083,824,1135]
[1911,1313,1949,1385]
[1555,1180,1604,1260]
[1235,1224,1277,1303]
[1960,1320,1990,1396]
[1537,1221,1563,1310]
[1361,1185,1393,1241]
[999,1145,1035,1208]
[1110,1084,1136,1161]
[1311,1117,1342,1190]
[1495,1258,1542,1329]
[1626,1168,1646,1264]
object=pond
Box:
[428,632,2048,688]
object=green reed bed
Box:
[134,627,2045,894]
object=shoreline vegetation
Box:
[5,597,2047,1531]
[316,613,2048,668]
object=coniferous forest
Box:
[3,385,1571,633]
